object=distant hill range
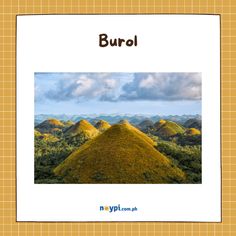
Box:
[35,117,201,138]
[54,121,186,183]
[137,118,201,139]
[35,114,201,126]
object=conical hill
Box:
[185,128,201,135]
[64,119,100,139]
[153,120,185,138]
[54,122,185,183]
[35,118,64,133]
[94,120,111,132]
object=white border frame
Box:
[17,15,221,222]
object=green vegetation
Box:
[54,122,185,184]
[94,120,111,132]
[65,119,100,138]
[184,118,201,130]
[155,140,201,183]
[151,120,185,139]
[35,118,201,184]
[34,122,92,183]
[35,118,65,133]
[185,128,201,135]
[174,133,201,146]
[63,120,75,127]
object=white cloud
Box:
[45,73,121,102]
[139,74,155,88]
[120,73,201,101]
[37,72,201,103]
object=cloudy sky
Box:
[35,72,201,115]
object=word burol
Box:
[99,34,138,47]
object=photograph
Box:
[34,72,202,184]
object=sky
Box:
[35,72,201,115]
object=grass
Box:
[35,131,59,142]
[153,120,185,138]
[65,119,100,138]
[54,122,186,184]
[185,128,201,135]
[94,120,111,132]
[35,118,65,133]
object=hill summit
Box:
[94,120,111,132]
[35,118,64,133]
[185,128,201,135]
[138,119,154,132]
[54,122,185,183]
[65,119,100,139]
[153,120,185,138]
[63,120,75,127]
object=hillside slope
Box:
[54,122,185,183]
[35,118,65,133]
[185,128,201,135]
[184,118,201,130]
[153,120,185,138]
[64,119,100,139]
[138,119,154,132]
[94,120,111,132]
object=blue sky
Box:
[35,72,201,115]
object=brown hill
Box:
[153,120,185,138]
[54,122,185,184]
[35,118,64,133]
[94,120,111,132]
[185,128,201,135]
[64,119,100,139]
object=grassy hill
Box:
[35,118,65,133]
[34,129,59,142]
[64,119,100,139]
[34,129,42,137]
[94,120,111,132]
[63,120,75,127]
[153,119,185,138]
[185,128,201,135]
[54,122,185,184]
[138,119,154,132]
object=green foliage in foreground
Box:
[156,140,201,183]
[34,135,87,183]
[35,120,202,184]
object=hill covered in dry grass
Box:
[65,119,100,138]
[54,122,185,183]
[94,120,111,132]
[34,116,201,184]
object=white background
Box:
[17,15,221,222]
